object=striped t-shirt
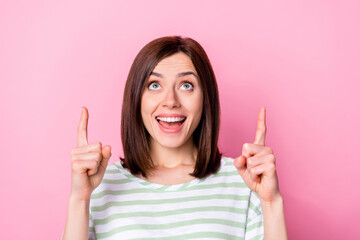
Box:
[88,156,264,240]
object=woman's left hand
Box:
[234,107,281,203]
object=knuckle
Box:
[256,126,263,134]
[77,127,84,137]
[268,162,276,171]
[71,148,76,155]
[266,162,276,170]
[251,172,258,180]
[71,160,80,170]
[71,154,78,162]
[90,160,98,169]
[96,141,102,149]
[265,146,273,154]
[243,143,250,151]
[95,151,102,159]
[267,153,275,163]
[247,158,253,167]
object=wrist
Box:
[260,194,288,240]
[260,193,283,210]
[69,193,91,203]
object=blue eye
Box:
[180,82,194,90]
[148,82,161,90]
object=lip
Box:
[155,113,186,118]
[155,113,187,134]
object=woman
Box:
[63,36,288,239]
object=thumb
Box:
[97,145,111,175]
[234,155,247,176]
[102,145,112,160]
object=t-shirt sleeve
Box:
[88,205,96,240]
[244,190,264,240]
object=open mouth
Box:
[155,116,186,129]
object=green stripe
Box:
[94,206,247,225]
[141,181,153,186]
[198,178,207,184]
[213,170,239,177]
[105,169,118,173]
[101,179,133,184]
[249,201,262,216]
[224,160,235,166]
[157,185,170,190]
[92,194,250,212]
[95,218,245,239]
[189,182,246,190]
[124,173,135,178]
[132,231,242,240]
[178,181,191,190]
[91,182,248,199]
[248,234,264,240]
[246,220,264,232]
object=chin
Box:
[151,132,193,150]
[157,139,187,149]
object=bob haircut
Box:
[120,36,222,179]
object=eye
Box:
[148,81,161,90]
[180,82,194,90]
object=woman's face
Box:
[141,52,203,149]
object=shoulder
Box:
[101,161,124,182]
[220,155,236,166]
[218,156,263,213]
[217,156,241,176]
[91,161,128,195]
[104,161,122,175]
[205,155,247,185]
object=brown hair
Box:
[120,36,222,178]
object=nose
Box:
[162,87,180,108]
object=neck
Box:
[149,137,197,169]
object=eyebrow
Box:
[150,71,198,80]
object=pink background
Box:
[1,0,359,239]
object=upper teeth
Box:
[156,117,185,122]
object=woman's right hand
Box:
[70,106,112,201]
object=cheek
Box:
[194,93,204,123]
[140,95,151,123]
[141,94,154,113]
[193,91,204,112]
[141,94,160,125]
[194,102,203,123]
[182,93,203,119]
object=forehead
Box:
[152,52,197,74]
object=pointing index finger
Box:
[77,106,89,147]
[254,107,267,146]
